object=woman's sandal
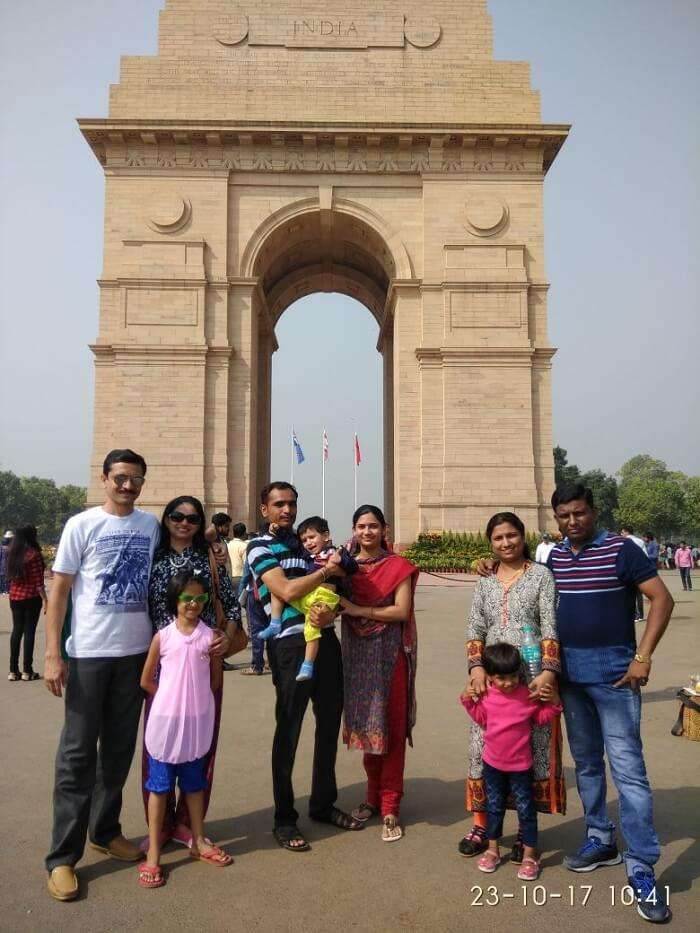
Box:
[351,802,379,823]
[273,825,311,852]
[311,806,364,831]
[458,828,488,858]
[239,667,263,676]
[477,851,501,873]
[381,815,403,842]
[137,864,165,888]
[190,844,233,867]
[171,825,214,848]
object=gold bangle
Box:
[634,653,652,664]
[368,607,374,621]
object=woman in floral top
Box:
[459,511,564,862]
[141,495,241,849]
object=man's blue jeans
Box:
[561,681,660,873]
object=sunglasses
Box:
[177,593,209,604]
[168,512,202,525]
[113,474,145,488]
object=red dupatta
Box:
[347,552,419,654]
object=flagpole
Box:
[353,433,357,510]
[290,427,294,485]
[322,428,326,517]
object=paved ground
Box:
[0,572,698,932]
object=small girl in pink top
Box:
[139,569,231,888]
[461,642,562,881]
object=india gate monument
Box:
[80,0,568,545]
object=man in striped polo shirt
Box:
[247,481,363,852]
[548,484,674,923]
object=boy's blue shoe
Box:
[563,835,622,872]
[295,660,315,682]
[627,867,670,923]
[259,619,281,641]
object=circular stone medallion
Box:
[148,195,192,234]
[404,18,442,49]
[213,14,249,47]
[465,197,509,237]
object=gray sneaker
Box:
[563,835,622,872]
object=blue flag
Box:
[292,431,305,464]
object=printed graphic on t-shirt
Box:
[94,532,151,612]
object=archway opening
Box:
[270,293,383,542]
[248,205,399,538]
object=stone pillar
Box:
[391,285,422,546]
[227,281,259,527]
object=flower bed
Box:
[402,531,543,573]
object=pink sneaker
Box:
[477,851,501,873]
[517,856,540,880]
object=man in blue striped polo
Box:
[247,481,363,852]
[548,484,674,923]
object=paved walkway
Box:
[0,572,697,931]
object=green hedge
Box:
[402,531,543,573]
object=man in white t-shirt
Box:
[620,525,650,621]
[535,533,555,564]
[44,449,160,902]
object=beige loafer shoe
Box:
[89,834,142,861]
[47,866,78,901]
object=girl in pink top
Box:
[461,642,562,881]
[139,569,230,888]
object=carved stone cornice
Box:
[89,343,233,364]
[79,121,569,175]
[416,347,536,368]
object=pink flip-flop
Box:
[137,863,166,888]
[517,856,540,880]
[478,851,502,873]
[190,844,233,867]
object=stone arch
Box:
[240,195,408,526]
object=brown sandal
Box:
[351,802,379,823]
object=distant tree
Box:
[678,475,700,541]
[553,446,582,487]
[580,468,618,530]
[615,472,686,540]
[60,484,87,517]
[618,454,668,485]
[0,471,24,529]
[20,477,67,541]
[0,471,86,542]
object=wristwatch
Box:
[634,653,651,664]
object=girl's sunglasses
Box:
[177,593,209,604]
[168,512,202,525]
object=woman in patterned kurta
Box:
[141,495,241,849]
[341,505,419,842]
[460,511,564,862]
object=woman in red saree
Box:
[340,505,419,842]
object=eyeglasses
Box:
[177,593,209,604]
[168,512,202,525]
[113,474,145,488]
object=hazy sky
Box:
[1,1,698,539]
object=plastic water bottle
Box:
[521,626,542,680]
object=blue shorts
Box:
[145,754,207,794]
